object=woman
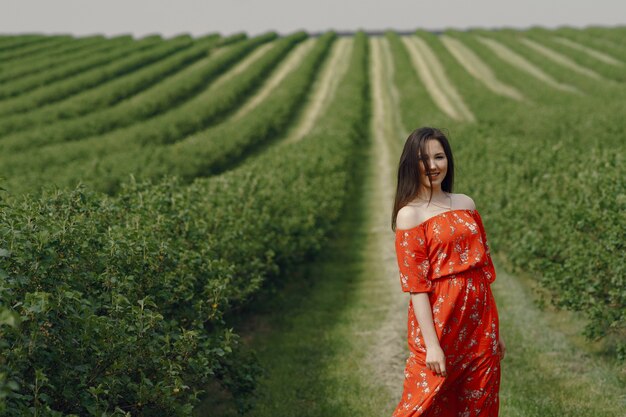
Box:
[391,127,506,417]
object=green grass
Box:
[194,116,387,416]
[492,253,626,416]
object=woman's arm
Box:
[395,207,446,376]
[411,292,447,377]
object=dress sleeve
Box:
[473,211,497,283]
[395,226,433,293]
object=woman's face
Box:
[417,139,448,190]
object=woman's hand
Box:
[498,335,506,360]
[426,345,447,377]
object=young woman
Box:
[391,127,506,417]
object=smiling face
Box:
[417,139,448,190]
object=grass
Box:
[492,253,626,417]
[194,117,391,416]
[196,30,625,416]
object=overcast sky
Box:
[1,0,624,39]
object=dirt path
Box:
[283,37,354,143]
[120,44,237,107]
[440,35,525,101]
[379,37,407,141]
[552,36,624,66]
[519,37,606,81]
[137,41,277,113]
[364,37,411,403]
[402,36,475,122]
[232,38,317,120]
[400,36,460,121]
[476,36,581,94]
[208,41,276,91]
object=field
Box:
[0,27,624,416]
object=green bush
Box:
[0,30,369,415]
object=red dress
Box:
[392,208,501,417]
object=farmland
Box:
[0,27,624,416]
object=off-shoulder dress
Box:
[392,208,502,417]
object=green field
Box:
[0,27,624,416]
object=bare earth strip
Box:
[440,35,525,101]
[403,36,475,122]
[411,36,475,122]
[552,36,624,66]
[365,36,412,407]
[400,36,461,121]
[476,36,581,94]
[207,42,276,91]
[379,37,408,141]
[231,38,317,120]
[120,44,236,107]
[138,41,277,115]
[519,37,606,81]
[283,37,354,143]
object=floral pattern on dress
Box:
[393,209,502,417]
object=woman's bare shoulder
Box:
[452,193,476,210]
[397,193,476,229]
[396,205,424,230]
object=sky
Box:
[1,0,624,39]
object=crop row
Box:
[0,34,256,151]
[521,28,626,82]
[0,34,222,137]
[0,30,368,416]
[0,32,305,195]
[0,35,104,69]
[391,29,625,358]
[0,35,74,62]
[467,28,625,358]
[0,34,170,106]
[474,28,618,93]
[0,35,163,102]
[554,27,626,62]
[0,33,263,150]
[0,34,52,52]
[60,32,336,194]
[582,26,626,44]
[0,35,133,85]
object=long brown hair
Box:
[391,127,455,231]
